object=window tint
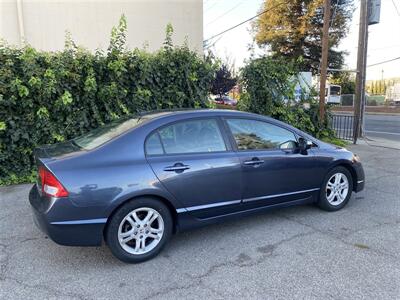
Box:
[226,119,297,150]
[146,119,226,155]
[145,133,164,155]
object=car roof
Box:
[140,108,262,121]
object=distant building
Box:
[385,83,400,105]
[0,0,203,53]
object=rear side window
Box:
[145,133,164,155]
[145,119,227,155]
[226,118,297,150]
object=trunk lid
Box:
[34,141,81,196]
[34,141,82,163]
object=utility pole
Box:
[319,0,331,124]
[353,0,368,143]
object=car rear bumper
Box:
[29,185,106,246]
[353,162,365,192]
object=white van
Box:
[325,84,341,104]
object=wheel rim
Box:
[118,207,164,255]
[326,172,349,206]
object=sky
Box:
[203,0,400,81]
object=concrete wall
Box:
[0,0,203,53]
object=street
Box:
[332,113,400,144]
[1,142,399,299]
[364,114,400,142]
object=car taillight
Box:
[38,166,69,197]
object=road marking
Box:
[365,130,400,136]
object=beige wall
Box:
[0,0,203,53]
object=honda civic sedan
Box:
[29,109,364,263]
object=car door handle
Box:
[163,164,190,172]
[243,159,264,166]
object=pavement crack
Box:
[142,231,314,300]
[277,214,399,261]
[2,276,91,300]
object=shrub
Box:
[0,18,215,185]
[238,56,335,139]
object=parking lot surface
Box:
[1,143,399,299]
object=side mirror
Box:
[298,137,312,152]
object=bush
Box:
[340,94,354,106]
[238,56,334,139]
[0,18,215,185]
[366,95,384,106]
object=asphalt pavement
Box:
[333,113,400,144]
[1,143,399,299]
[364,114,400,142]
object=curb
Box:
[332,111,400,116]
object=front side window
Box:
[226,119,297,150]
[146,119,226,155]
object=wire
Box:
[367,56,400,67]
[205,1,219,12]
[204,35,224,50]
[391,0,400,16]
[203,1,287,43]
[368,44,400,51]
[206,1,244,26]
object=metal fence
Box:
[340,94,354,106]
[330,114,354,141]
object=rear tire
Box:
[317,166,353,211]
[105,198,173,263]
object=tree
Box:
[371,81,376,95]
[238,56,297,116]
[330,72,355,94]
[253,0,353,74]
[211,64,237,98]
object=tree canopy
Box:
[253,0,353,74]
[330,72,355,94]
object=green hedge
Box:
[238,56,334,140]
[0,19,215,185]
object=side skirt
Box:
[176,196,314,232]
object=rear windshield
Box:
[330,86,341,95]
[73,112,168,150]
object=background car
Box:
[29,109,364,263]
[213,95,238,106]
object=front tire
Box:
[105,198,173,263]
[317,166,353,211]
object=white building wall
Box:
[0,0,203,53]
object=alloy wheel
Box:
[326,172,349,206]
[118,207,164,255]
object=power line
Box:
[204,35,224,50]
[368,44,400,51]
[391,0,400,16]
[205,1,219,12]
[367,56,400,67]
[203,1,286,44]
[206,1,244,26]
